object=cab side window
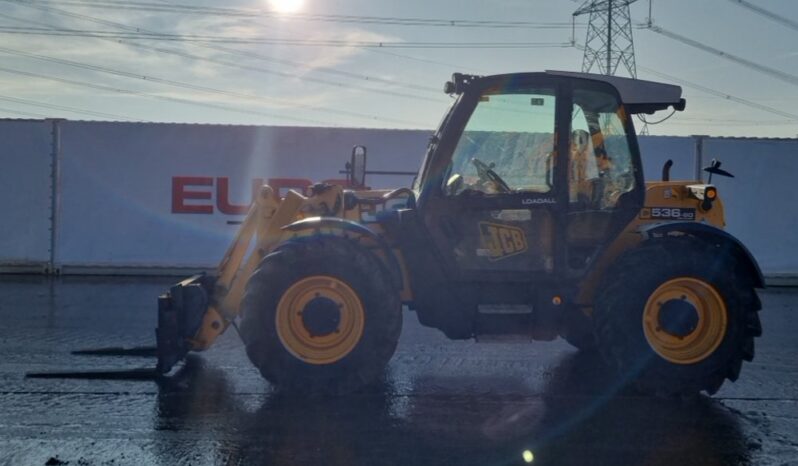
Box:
[569,89,635,210]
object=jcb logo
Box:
[479,222,528,261]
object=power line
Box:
[0,7,442,125]
[638,66,798,121]
[0,66,333,125]
[123,0,450,94]
[0,94,138,120]
[0,6,445,101]
[0,5,461,128]
[0,105,51,118]
[727,0,798,33]
[646,24,798,88]
[0,46,421,126]
[9,0,581,29]
[0,2,566,116]
[567,42,798,122]
[10,1,444,95]
[0,26,574,48]
[7,0,791,131]
[124,40,444,100]
[363,48,487,74]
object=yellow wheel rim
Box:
[275,275,365,365]
[642,277,728,365]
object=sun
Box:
[268,0,304,14]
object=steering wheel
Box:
[471,157,511,193]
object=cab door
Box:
[420,78,568,281]
[565,82,645,272]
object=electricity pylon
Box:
[573,0,639,78]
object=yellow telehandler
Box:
[148,71,762,396]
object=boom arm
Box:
[156,183,346,373]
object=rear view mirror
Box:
[349,145,367,188]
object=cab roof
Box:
[545,70,685,114]
[447,70,685,115]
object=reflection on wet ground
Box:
[1,277,796,465]
[154,353,749,466]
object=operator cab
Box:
[411,71,684,281]
[381,71,684,338]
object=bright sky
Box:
[0,0,797,137]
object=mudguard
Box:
[639,221,765,288]
[282,216,404,290]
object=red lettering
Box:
[172,176,213,214]
[216,177,251,215]
[172,176,333,215]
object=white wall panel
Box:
[0,119,53,269]
[2,118,791,276]
[55,122,428,269]
[637,135,698,182]
[703,138,798,274]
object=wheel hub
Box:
[301,296,341,337]
[275,275,366,365]
[657,298,699,338]
[642,277,728,365]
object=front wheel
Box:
[240,236,402,395]
[594,238,762,397]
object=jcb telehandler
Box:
[156,71,763,397]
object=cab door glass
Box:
[444,89,556,196]
[569,89,635,209]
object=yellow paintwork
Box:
[188,184,411,351]
[275,275,366,365]
[575,181,726,307]
[188,177,727,351]
[642,277,728,364]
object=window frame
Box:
[420,74,569,210]
[565,79,645,213]
[443,89,559,196]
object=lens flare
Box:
[268,0,304,13]
[523,450,535,463]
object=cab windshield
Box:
[443,87,556,195]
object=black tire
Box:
[239,236,403,395]
[560,308,598,352]
[594,237,762,397]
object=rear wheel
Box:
[560,308,597,352]
[240,236,402,395]
[594,238,762,397]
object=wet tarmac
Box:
[1,275,797,466]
